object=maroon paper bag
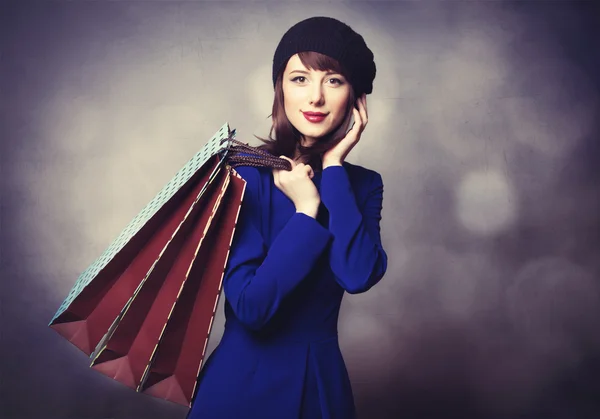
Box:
[49,123,233,355]
[49,122,288,406]
[88,161,230,383]
[140,171,245,405]
[50,155,222,355]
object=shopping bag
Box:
[88,158,234,390]
[50,122,291,406]
[49,123,233,355]
[140,170,246,405]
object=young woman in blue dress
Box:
[187,16,387,419]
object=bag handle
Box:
[221,137,293,171]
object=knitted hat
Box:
[272,16,376,96]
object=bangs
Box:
[297,51,347,76]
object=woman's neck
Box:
[293,139,323,170]
[293,153,309,165]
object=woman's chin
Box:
[297,127,332,143]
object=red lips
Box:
[302,111,328,123]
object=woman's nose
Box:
[308,85,324,105]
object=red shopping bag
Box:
[140,171,246,405]
[89,161,232,390]
[49,123,290,406]
[49,124,231,355]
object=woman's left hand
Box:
[322,93,368,167]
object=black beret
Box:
[272,16,376,95]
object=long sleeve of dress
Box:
[223,166,333,331]
[320,165,388,294]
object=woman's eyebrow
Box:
[289,69,341,76]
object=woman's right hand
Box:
[273,156,320,217]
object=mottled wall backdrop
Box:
[2,1,600,419]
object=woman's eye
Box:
[290,76,343,85]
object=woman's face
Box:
[281,54,352,147]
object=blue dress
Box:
[187,162,387,419]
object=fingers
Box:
[278,155,295,170]
[360,93,368,124]
[273,155,290,186]
[296,162,313,179]
[344,97,367,143]
[272,167,280,187]
[350,107,363,135]
[275,155,314,179]
[355,94,368,130]
[305,164,314,179]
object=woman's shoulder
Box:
[231,159,383,188]
[229,163,272,205]
[230,164,271,183]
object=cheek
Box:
[282,88,300,113]
[330,88,351,110]
[332,97,350,121]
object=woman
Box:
[187,16,387,419]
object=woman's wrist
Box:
[322,158,343,169]
[295,201,320,218]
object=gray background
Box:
[2,1,600,418]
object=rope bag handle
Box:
[219,136,293,171]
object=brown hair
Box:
[255,51,357,172]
